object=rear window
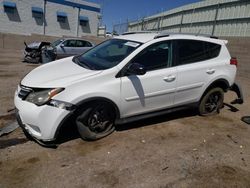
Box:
[175,40,221,65]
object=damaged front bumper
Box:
[15,109,57,147]
[14,86,69,142]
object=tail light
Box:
[230,57,238,67]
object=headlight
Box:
[48,99,76,111]
[26,88,64,106]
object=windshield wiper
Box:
[73,56,92,70]
[72,56,79,64]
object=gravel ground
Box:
[0,48,250,188]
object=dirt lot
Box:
[0,48,250,188]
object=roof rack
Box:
[121,31,157,35]
[154,32,218,39]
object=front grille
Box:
[18,86,33,100]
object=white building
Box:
[0,0,101,36]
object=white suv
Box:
[14,32,243,145]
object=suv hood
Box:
[21,57,102,88]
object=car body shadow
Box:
[223,103,239,112]
[43,103,239,147]
[116,108,198,131]
[0,138,28,149]
[52,107,198,147]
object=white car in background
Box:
[106,32,119,38]
[15,32,243,146]
[52,38,95,59]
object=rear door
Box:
[75,40,93,54]
[173,39,222,105]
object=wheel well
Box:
[76,97,120,119]
[54,97,120,141]
[206,79,230,93]
[200,79,229,102]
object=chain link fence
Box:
[113,21,129,35]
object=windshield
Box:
[52,39,63,47]
[74,39,142,70]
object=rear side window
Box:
[175,40,221,65]
[76,40,86,47]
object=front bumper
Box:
[16,110,58,147]
[14,90,70,142]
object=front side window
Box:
[130,41,172,71]
[63,40,76,47]
[52,39,63,47]
[175,40,221,65]
[74,39,142,70]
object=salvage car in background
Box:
[23,38,95,64]
[52,38,95,59]
[23,42,57,64]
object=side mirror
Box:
[60,44,65,48]
[127,63,146,76]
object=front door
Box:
[61,39,76,57]
[120,41,177,118]
[75,40,92,54]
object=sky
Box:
[87,0,202,32]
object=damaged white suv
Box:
[15,32,243,145]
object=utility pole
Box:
[100,0,104,26]
[76,7,80,37]
[179,10,184,33]
[212,3,220,36]
[43,0,46,35]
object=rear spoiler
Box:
[222,40,228,45]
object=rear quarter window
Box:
[205,42,221,59]
[175,39,221,66]
[85,41,93,47]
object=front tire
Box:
[199,87,224,116]
[76,102,116,141]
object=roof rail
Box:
[154,32,218,39]
[122,31,157,35]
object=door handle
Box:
[206,69,215,75]
[163,75,176,82]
